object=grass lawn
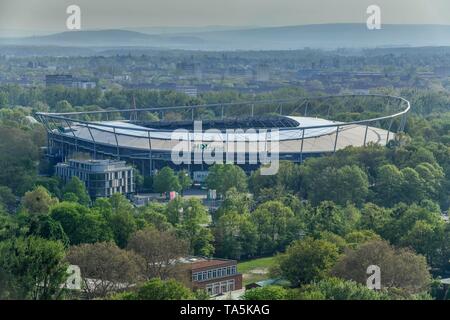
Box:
[237,256,277,286]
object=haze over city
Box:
[1,0,450,35]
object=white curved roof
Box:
[87,116,342,142]
[55,116,391,154]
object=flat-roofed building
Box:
[55,159,134,199]
[177,257,242,296]
[45,74,73,87]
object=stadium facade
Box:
[35,94,410,177]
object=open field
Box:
[238,257,277,285]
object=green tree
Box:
[133,168,145,192]
[242,286,288,300]
[400,167,426,203]
[415,162,444,201]
[104,193,137,248]
[382,202,442,244]
[373,164,404,207]
[344,230,381,249]
[214,211,257,259]
[166,198,214,256]
[399,219,446,267]
[0,126,41,195]
[114,278,194,300]
[0,186,16,213]
[21,186,58,215]
[51,202,113,245]
[205,164,247,196]
[251,201,302,255]
[0,91,8,108]
[62,177,91,206]
[34,176,62,199]
[153,167,181,193]
[54,100,74,113]
[215,187,253,219]
[136,202,172,231]
[23,213,69,246]
[294,278,388,300]
[301,201,360,237]
[276,237,339,286]
[178,170,192,194]
[249,161,301,196]
[305,165,369,206]
[0,209,21,242]
[359,203,392,236]
[0,236,68,300]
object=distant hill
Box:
[3,24,450,50]
[0,29,205,48]
[186,23,450,50]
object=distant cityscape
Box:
[2,48,449,96]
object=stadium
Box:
[35,94,411,178]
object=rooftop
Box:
[177,256,237,270]
[56,159,132,172]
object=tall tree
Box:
[21,186,58,215]
[303,165,369,206]
[301,201,360,237]
[214,211,257,259]
[153,167,181,194]
[251,200,302,255]
[178,170,192,194]
[104,193,137,248]
[205,164,247,196]
[62,177,91,206]
[0,236,68,300]
[0,126,41,195]
[51,202,113,245]
[275,237,339,286]
[166,197,214,256]
[332,240,431,294]
[67,242,145,299]
[373,164,404,207]
[127,228,189,280]
[0,186,16,213]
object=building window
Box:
[227,280,235,292]
[213,283,220,295]
[206,285,213,295]
[221,282,227,293]
[192,273,198,281]
[232,266,236,275]
[212,269,217,278]
[207,270,212,279]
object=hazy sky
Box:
[0,0,449,33]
